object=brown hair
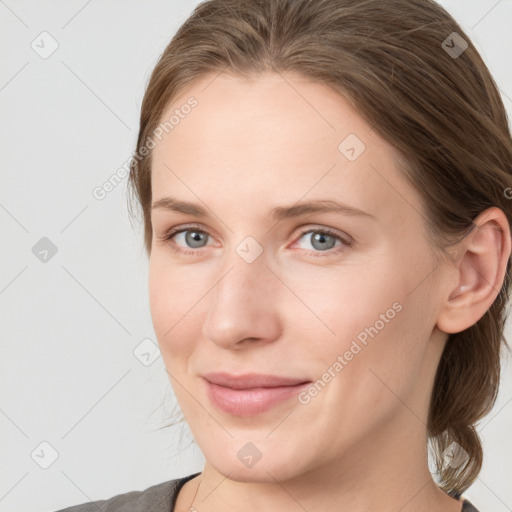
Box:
[127,0,512,496]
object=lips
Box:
[203,372,311,389]
[202,372,312,416]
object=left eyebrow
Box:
[270,199,375,222]
[151,197,376,221]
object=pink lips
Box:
[203,372,311,416]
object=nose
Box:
[201,254,282,350]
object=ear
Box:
[436,207,511,335]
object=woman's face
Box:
[148,71,454,482]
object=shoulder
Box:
[52,473,200,512]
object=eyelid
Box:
[158,222,352,254]
[290,224,352,246]
[161,223,215,243]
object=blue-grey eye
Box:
[297,230,341,251]
[178,229,209,248]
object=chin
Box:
[201,439,309,483]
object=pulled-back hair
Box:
[127,0,512,495]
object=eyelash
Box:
[157,223,352,258]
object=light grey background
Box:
[1,1,511,511]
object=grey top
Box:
[53,472,480,511]
[53,472,200,512]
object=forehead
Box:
[150,71,424,230]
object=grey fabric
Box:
[53,473,200,512]
[462,498,480,511]
[53,472,480,512]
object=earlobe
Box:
[436,207,511,335]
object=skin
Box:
[148,71,511,512]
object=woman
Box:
[56,0,512,510]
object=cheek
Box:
[292,266,429,442]
[148,259,199,361]
[292,256,425,382]
[282,261,401,349]
[148,261,171,338]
